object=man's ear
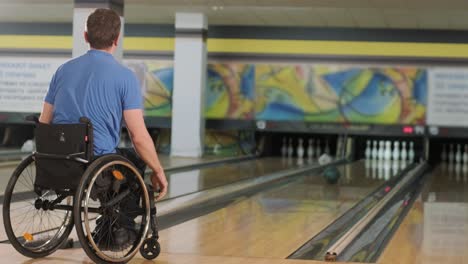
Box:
[84,31,89,43]
[113,32,120,46]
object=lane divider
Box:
[324,162,429,262]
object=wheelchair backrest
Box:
[35,122,92,158]
[34,119,93,191]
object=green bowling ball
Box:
[322,166,341,184]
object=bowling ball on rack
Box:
[322,166,341,184]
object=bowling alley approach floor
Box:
[0,244,352,264]
[0,161,381,263]
[0,160,467,263]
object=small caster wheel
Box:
[140,237,160,260]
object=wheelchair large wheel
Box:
[3,155,74,258]
[74,155,150,264]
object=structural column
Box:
[72,0,124,60]
[171,13,208,157]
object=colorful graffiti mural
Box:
[126,60,427,125]
[205,63,255,119]
[126,61,255,119]
[255,65,427,125]
[125,60,173,117]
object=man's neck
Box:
[90,47,114,54]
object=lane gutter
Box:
[323,162,429,261]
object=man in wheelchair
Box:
[36,8,168,256]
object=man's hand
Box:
[150,170,168,201]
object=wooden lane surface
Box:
[0,154,222,170]
[158,161,388,259]
[0,158,302,242]
[0,243,359,264]
[165,157,305,199]
[0,160,387,263]
[0,157,298,197]
[0,154,243,172]
[378,164,468,264]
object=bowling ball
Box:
[322,166,341,184]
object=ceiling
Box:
[0,0,467,30]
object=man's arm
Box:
[123,109,168,200]
[39,102,54,124]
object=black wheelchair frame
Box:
[2,116,161,264]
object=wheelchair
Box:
[2,116,161,264]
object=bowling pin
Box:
[455,144,462,164]
[392,141,400,161]
[408,141,415,163]
[401,141,407,161]
[392,160,399,175]
[307,139,314,160]
[316,139,322,156]
[463,145,468,164]
[384,161,391,181]
[371,158,378,179]
[336,136,343,158]
[297,138,305,159]
[365,140,371,160]
[449,144,454,164]
[463,163,468,183]
[378,159,384,179]
[455,163,461,182]
[297,157,304,166]
[118,133,127,148]
[378,140,385,160]
[400,159,407,170]
[372,140,378,160]
[281,138,287,157]
[448,161,454,180]
[324,139,330,155]
[441,144,447,162]
[365,159,371,178]
[287,138,294,158]
[384,141,392,160]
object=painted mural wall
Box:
[256,64,427,125]
[125,60,173,117]
[127,60,427,126]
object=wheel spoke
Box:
[78,158,151,263]
[4,156,73,256]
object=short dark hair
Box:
[86,8,121,49]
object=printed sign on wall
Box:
[427,68,468,127]
[0,57,65,113]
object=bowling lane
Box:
[0,157,307,242]
[157,157,309,201]
[0,157,299,197]
[378,164,468,264]
[0,156,264,197]
[157,160,398,259]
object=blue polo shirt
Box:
[44,49,142,155]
